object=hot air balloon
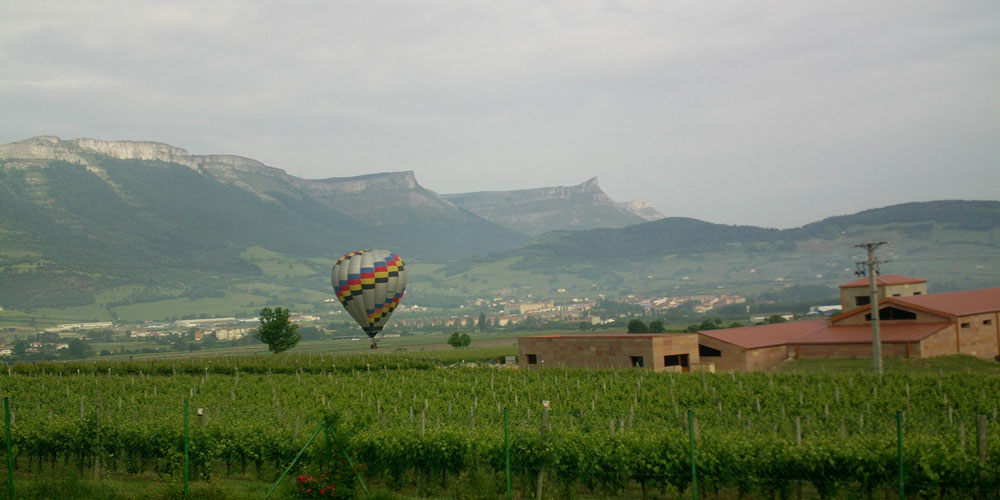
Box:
[331,249,407,349]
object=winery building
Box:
[516,275,1000,372]
[698,275,1000,371]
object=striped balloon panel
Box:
[330,249,407,339]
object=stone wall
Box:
[745,345,791,371]
[840,282,928,311]
[955,313,1000,358]
[796,342,912,359]
[696,336,750,372]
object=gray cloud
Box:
[2,0,998,227]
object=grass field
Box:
[2,472,415,500]
[91,330,531,361]
[780,354,1000,375]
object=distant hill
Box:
[794,200,1000,236]
[429,200,1000,309]
[443,177,654,236]
[514,217,781,258]
[504,200,1000,259]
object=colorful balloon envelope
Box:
[331,249,407,347]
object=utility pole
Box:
[855,241,887,375]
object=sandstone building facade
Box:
[517,333,700,372]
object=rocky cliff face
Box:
[619,199,665,221]
[0,135,526,259]
[0,136,97,167]
[73,137,195,166]
[1,136,307,203]
[299,171,419,194]
[0,136,287,177]
[443,177,651,236]
[298,171,466,217]
[0,137,463,214]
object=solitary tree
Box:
[627,319,648,334]
[477,312,487,332]
[647,320,665,333]
[256,307,301,354]
[447,331,471,348]
[66,338,93,359]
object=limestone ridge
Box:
[442,177,650,236]
[299,171,420,194]
[0,136,435,204]
[619,199,665,222]
[0,136,284,175]
[0,135,525,258]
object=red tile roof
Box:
[894,287,1000,317]
[698,320,827,349]
[700,319,950,349]
[795,323,947,344]
[839,274,926,288]
[527,333,692,339]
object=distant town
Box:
[0,288,847,361]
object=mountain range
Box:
[0,136,659,255]
[443,177,661,236]
[1,135,998,320]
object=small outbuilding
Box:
[517,333,701,371]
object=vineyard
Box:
[0,349,998,499]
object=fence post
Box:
[266,423,326,499]
[536,404,548,500]
[897,410,904,500]
[977,414,987,464]
[95,395,101,481]
[4,396,13,500]
[688,409,698,500]
[505,407,511,500]
[327,426,370,498]
[184,398,189,498]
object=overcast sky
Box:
[2,1,998,227]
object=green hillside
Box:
[431,201,1000,305]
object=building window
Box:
[913,292,922,295]
[526,354,537,365]
[664,354,690,367]
[699,344,722,357]
[856,296,871,306]
[984,319,993,326]
[865,307,917,321]
[630,356,644,368]
[961,322,970,328]
[892,293,901,297]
